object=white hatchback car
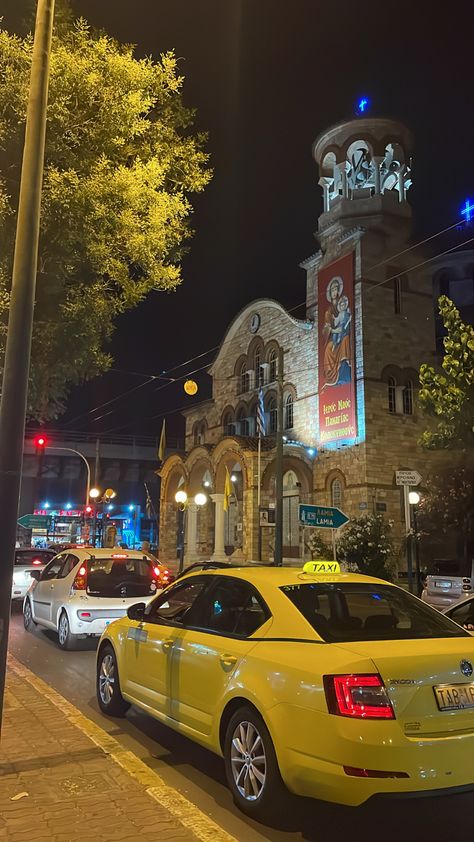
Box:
[11,548,56,600]
[23,548,164,649]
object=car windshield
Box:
[280,582,469,642]
[15,550,52,566]
[86,556,157,598]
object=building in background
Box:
[19,430,179,549]
[158,114,453,568]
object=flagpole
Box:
[257,433,262,561]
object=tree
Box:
[419,296,474,450]
[306,530,332,559]
[0,10,211,419]
[416,464,474,565]
[336,514,396,581]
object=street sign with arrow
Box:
[395,470,422,486]
[298,504,350,529]
[17,514,51,530]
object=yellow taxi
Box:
[96,561,474,819]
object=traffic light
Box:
[34,434,48,454]
[85,505,93,516]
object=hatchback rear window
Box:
[86,556,157,598]
[15,550,54,566]
[280,583,468,642]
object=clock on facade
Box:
[249,312,261,333]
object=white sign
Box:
[395,470,422,487]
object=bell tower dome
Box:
[313,117,413,242]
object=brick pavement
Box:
[0,656,233,842]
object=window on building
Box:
[284,393,294,430]
[269,350,277,383]
[331,478,343,508]
[237,408,249,436]
[193,422,206,446]
[268,398,277,434]
[254,349,264,387]
[403,380,413,415]
[388,377,396,413]
[394,277,402,314]
[223,412,235,436]
[240,363,249,394]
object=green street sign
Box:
[17,514,51,530]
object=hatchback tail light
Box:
[324,674,395,720]
[72,565,87,591]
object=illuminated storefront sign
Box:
[318,252,357,446]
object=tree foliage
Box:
[307,530,332,559]
[0,10,211,419]
[419,296,474,450]
[336,514,396,581]
[417,463,474,562]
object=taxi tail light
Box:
[324,674,395,720]
[32,559,42,565]
[344,766,409,779]
[72,565,87,591]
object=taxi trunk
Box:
[339,637,474,737]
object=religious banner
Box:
[318,253,357,445]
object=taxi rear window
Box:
[280,583,468,642]
[87,556,156,598]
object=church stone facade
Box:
[159,115,444,570]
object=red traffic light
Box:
[34,434,47,448]
[85,505,93,515]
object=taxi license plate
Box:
[434,683,474,711]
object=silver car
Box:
[11,548,56,600]
[443,594,474,631]
[421,574,473,609]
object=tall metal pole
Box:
[44,446,91,506]
[0,0,55,731]
[274,348,284,566]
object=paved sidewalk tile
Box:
[0,656,219,842]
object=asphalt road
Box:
[8,603,472,842]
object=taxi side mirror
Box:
[127,602,146,621]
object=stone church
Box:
[159,114,445,569]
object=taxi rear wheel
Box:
[224,706,289,820]
[23,598,36,630]
[97,645,130,717]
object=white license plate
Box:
[434,581,452,589]
[434,683,474,711]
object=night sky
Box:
[3,0,473,441]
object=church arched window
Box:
[284,394,294,430]
[403,380,413,415]
[331,478,343,508]
[269,350,277,383]
[388,377,396,413]
[268,397,277,433]
[240,362,249,394]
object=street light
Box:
[89,487,100,500]
[89,487,117,547]
[174,489,208,571]
[409,491,421,594]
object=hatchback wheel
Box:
[23,598,36,630]
[224,705,289,820]
[57,610,77,650]
[97,645,130,717]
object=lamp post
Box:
[409,491,421,594]
[89,487,116,547]
[175,490,208,573]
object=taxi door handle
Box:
[162,638,175,652]
[50,584,54,589]
[220,654,237,669]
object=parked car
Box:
[23,548,168,649]
[443,595,474,631]
[421,574,473,609]
[96,562,474,820]
[11,548,56,600]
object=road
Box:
[8,603,472,841]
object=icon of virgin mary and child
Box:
[321,275,352,389]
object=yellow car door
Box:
[169,576,271,738]
[122,577,210,716]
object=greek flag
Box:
[256,388,266,437]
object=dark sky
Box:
[3,0,473,441]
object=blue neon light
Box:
[357,96,370,114]
[461,199,474,224]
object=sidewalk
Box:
[0,655,235,842]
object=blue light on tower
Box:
[461,198,474,224]
[357,96,370,115]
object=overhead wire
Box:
[59,216,472,432]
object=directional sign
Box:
[299,504,349,529]
[395,470,422,487]
[17,514,51,530]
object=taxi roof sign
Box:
[303,560,341,575]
